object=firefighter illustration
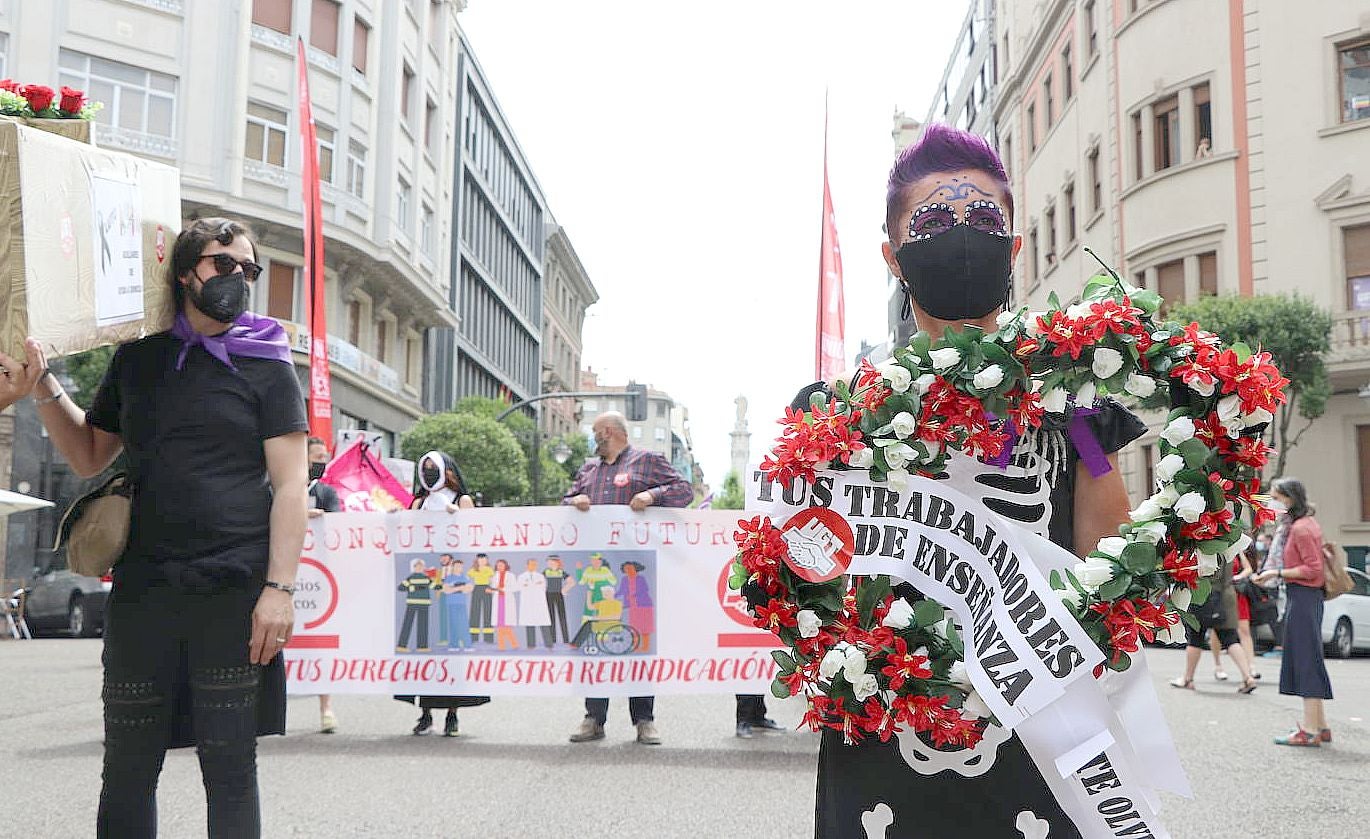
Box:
[397,559,442,653]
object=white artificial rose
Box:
[1173,492,1208,523]
[1092,347,1125,379]
[1160,417,1196,446]
[1074,556,1116,592]
[1129,498,1166,523]
[1058,586,1084,609]
[948,661,972,690]
[796,609,822,639]
[881,362,913,394]
[1066,302,1091,320]
[995,310,1017,329]
[1217,395,1242,423]
[913,373,938,395]
[1040,387,1069,414]
[1026,311,1048,336]
[848,447,874,469]
[1095,536,1128,558]
[890,411,918,439]
[1242,408,1274,427]
[882,599,916,629]
[929,347,962,371]
[962,690,993,720]
[1189,378,1216,397]
[1196,552,1220,577]
[1075,380,1098,407]
[1153,453,1185,484]
[842,647,868,681]
[819,648,846,680]
[1124,373,1157,398]
[1223,533,1253,561]
[883,442,916,471]
[853,673,880,702]
[1154,485,1180,509]
[885,468,911,491]
[973,364,1006,390]
[1169,587,1193,612]
[1132,521,1169,545]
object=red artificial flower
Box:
[778,668,808,697]
[1180,506,1234,541]
[1169,322,1221,352]
[754,597,799,633]
[1089,598,1175,653]
[1170,352,1218,397]
[732,515,788,584]
[1162,548,1199,589]
[1084,298,1143,339]
[1006,387,1045,430]
[58,86,85,114]
[880,637,933,691]
[0,79,19,93]
[1040,311,1092,360]
[761,400,865,485]
[22,84,55,113]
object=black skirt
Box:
[1278,583,1333,700]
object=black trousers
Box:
[585,696,654,725]
[526,625,554,647]
[99,579,276,839]
[469,585,492,639]
[735,694,769,724]
[546,592,570,643]
[397,603,430,649]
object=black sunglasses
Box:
[197,253,263,281]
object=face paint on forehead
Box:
[912,177,996,205]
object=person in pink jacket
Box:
[1252,478,1333,746]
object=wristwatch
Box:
[263,580,296,595]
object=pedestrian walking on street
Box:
[1168,555,1259,694]
[1252,478,1334,746]
[308,436,343,734]
[0,217,309,839]
[564,411,693,746]
[734,695,784,739]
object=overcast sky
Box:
[460,0,970,488]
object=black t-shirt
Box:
[87,333,308,579]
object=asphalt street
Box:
[3,640,1368,838]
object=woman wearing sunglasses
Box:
[0,217,309,838]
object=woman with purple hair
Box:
[792,124,1146,838]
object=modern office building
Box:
[915,0,1370,556]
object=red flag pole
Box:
[297,38,333,447]
[816,92,845,382]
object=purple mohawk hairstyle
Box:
[885,123,1013,237]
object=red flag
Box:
[816,106,845,382]
[297,39,333,446]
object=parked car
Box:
[24,549,110,637]
[1252,568,1370,658]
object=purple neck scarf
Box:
[171,311,293,371]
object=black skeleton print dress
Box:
[787,382,1147,839]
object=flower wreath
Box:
[730,268,1289,746]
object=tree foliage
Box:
[55,345,116,410]
[400,412,528,505]
[713,470,745,510]
[450,395,590,505]
[1168,293,1331,478]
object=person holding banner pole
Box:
[565,412,693,746]
[394,451,490,737]
[790,125,1148,839]
[307,436,342,734]
[0,218,309,839]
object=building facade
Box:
[915,0,1370,555]
[541,223,599,442]
[444,32,548,414]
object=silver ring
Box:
[275,637,287,643]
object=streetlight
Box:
[552,440,572,465]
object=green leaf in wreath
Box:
[912,599,945,628]
[1119,542,1159,574]
[1177,438,1211,470]
[1232,342,1252,363]
[1096,574,1133,602]
[727,561,749,591]
[1179,610,1199,630]
[1130,288,1162,315]
[856,575,894,625]
[771,650,796,675]
[1192,578,1212,607]
[1106,651,1133,672]
[945,620,965,657]
[770,676,792,699]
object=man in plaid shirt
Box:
[565,411,692,745]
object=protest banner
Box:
[285,506,778,697]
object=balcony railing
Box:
[1329,311,1370,365]
[277,320,407,398]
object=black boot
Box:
[443,711,460,737]
[413,710,434,736]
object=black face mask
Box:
[188,271,249,323]
[422,466,442,488]
[894,225,1013,321]
[308,462,326,482]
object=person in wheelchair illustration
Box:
[570,585,640,655]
